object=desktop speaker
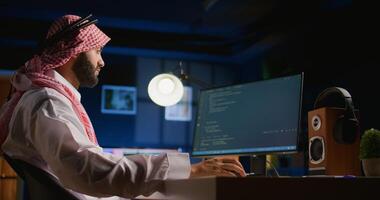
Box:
[308,87,361,175]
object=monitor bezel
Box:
[190,72,304,158]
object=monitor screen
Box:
[192,73,303,157]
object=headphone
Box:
[314,87,359,144]
[37,14,98,54]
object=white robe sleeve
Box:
[28,93,191,198]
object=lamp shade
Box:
[148,73,184,106]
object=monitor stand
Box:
[249,155,267,176]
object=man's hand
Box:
[190,156,246,178]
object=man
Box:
[0,14,245,199]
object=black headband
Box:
[314,87,356,119]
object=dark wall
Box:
[261,7,375,133]
[235,5,370,175]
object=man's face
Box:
[72,48,104,88]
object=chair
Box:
[3,153,81,200]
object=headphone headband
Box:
[37,14,97,54]
[314,87,355,119]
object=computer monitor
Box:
[191,73,303,157]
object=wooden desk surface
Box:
[138,176,380,200]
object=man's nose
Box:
[98,58,105,68]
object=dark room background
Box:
[1,0,369,176]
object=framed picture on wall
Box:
[165,86,192,121]
[101,85,137,115]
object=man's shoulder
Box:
[21,87,70,105]
[24,87,63,98]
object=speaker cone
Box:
[309,136,325,164]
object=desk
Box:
[139,176,379,200]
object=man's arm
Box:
[28,90,245,198]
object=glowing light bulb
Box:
[158,78,175,94]
[148,73,184,106]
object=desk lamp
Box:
[148,61,208,107]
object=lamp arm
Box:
[179,74,210,88]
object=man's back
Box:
[2,84,80,169]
